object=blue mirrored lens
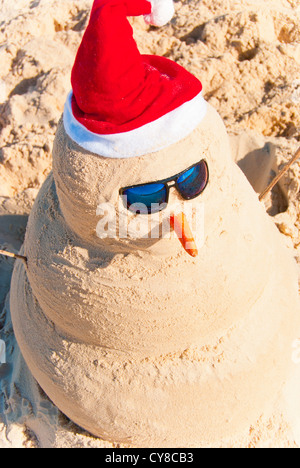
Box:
[177,161,208,199]
[123,183,167,214]
[177,167,194,183]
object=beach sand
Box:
[0,0,299,448]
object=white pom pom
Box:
[144,0,175,27]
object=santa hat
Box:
[63,0,207,158]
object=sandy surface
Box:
[0,0,299,448]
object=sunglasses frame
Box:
[119,159,209,214]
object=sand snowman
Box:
[10,0,300,447]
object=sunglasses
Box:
[120,159,209,215]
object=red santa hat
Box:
[63,0,207,158]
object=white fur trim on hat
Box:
[63,91,207,159]
[144,0,175,27]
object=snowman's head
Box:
[53,0,232,257]
[53,102,232,257]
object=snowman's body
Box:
[10,103,300,447]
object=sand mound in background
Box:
[0,0,299,448]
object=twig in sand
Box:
[259,147,300,201]
[0,249,27,266]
